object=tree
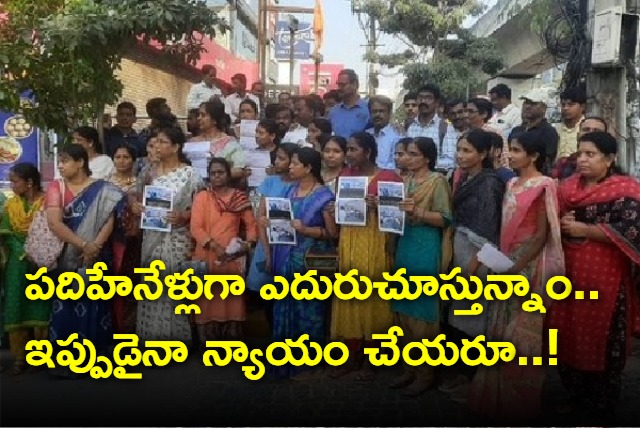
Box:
[358,0,504,98]
[0,0,227,134]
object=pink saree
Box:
[468,176,565,421]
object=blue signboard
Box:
[0,97,40,182]
[274,21,313,60]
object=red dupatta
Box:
[559,174,640,265]
[500,176,565,289]
[553,174,640,368]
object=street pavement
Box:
[2,311,640,426]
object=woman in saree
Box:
[108,143,139,334]
[133,127,203,344]
[468,130,564,420]
[247,143,297,329]
[72,126,115,180]
[321,136,347,194]
[330,132,402,381]
[0,163,48,375]
[547,131,640,417]
[45,145,125,376]
[190,100,247,180]
[191,158,257,342]
[441,129,505,402]
[270,147,337,379]
[389,137,453,396]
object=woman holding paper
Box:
[468,131,564,420]
[136,127,203,345]
[441,129,505,401]
[45,144,125,377]
[190,158,257,341]
[247,143,298,328]
[190,100,246,180]
[390,137,453,395]
[547,132,640,417]
[270,147,337,380]
[329,132,402,381]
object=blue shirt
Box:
[367,125,401,170]
[329,99,371,139]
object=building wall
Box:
[110,47,200,122]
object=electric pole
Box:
[586,0,639,175]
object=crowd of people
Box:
[1,64,639,424]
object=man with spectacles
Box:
[367,95,401,170]
[551,117,609,180]
[406,84,456,175]
[328,69,370,139]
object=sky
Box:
[279,0,499,97]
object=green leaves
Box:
[0,0,226,133]
[359,0,503,98]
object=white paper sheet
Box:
[183,141,211,179]
[477,243,514,273]
[244,149,271,187]
[239,120,259,150]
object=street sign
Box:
[274,21,313,60]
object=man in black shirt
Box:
[104,102,143,158]
[509,88,559,175]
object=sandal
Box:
[438,374,468,393]
[6,362,26,376]
[449,384,469,404]
[291,368,325,382]
[354,368,375,382]
[329,365,353,379]
[389,372,416,389]
[403,379,433,397]
[26,365,44,375]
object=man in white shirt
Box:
[282,95,317,147]
[488,83,521,139]
[366,95,400,170]
[225,73,261,124]
[186,64,222,112]
[406,84,455,173]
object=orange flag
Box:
[313,0,324,54]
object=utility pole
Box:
[351,0,381,97]
[368,14,376,96]
[586,0,639,175]
[257,1,314,84]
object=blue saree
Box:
[246,175,294,292]
[48,180,125,361]
[271,184,334,379]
